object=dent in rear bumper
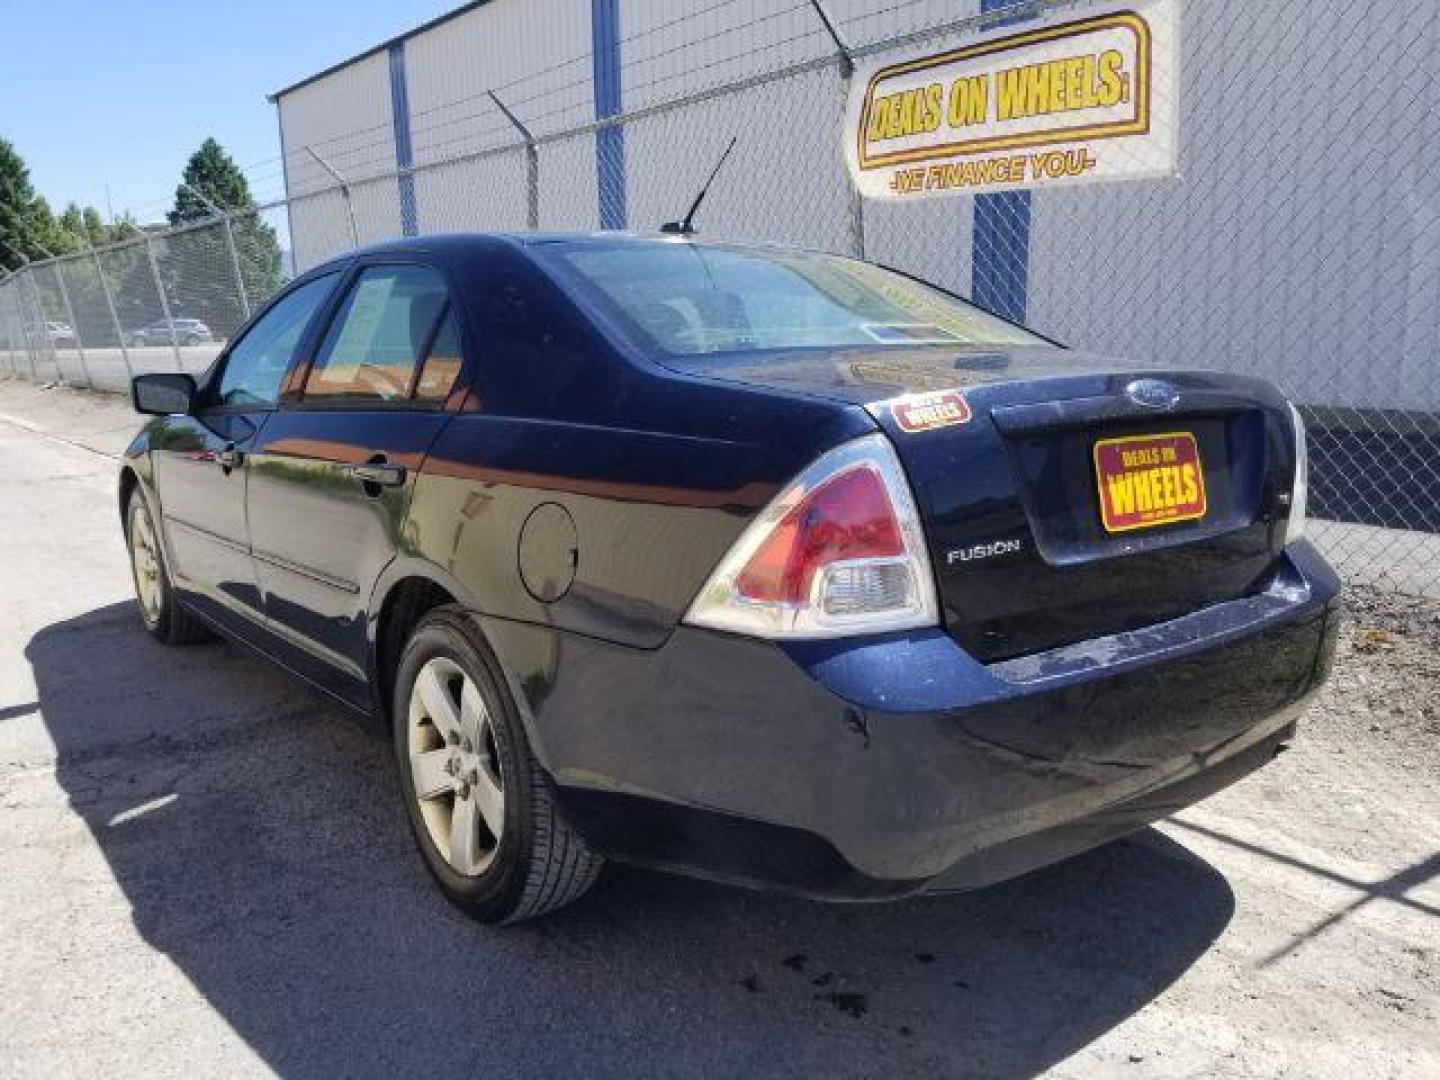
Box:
[482,540,1341,894]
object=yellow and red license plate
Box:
[1093,431,1208,533]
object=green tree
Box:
[164,137,283,334]
[0,138,49,269]
[1,138,152,348]
[1,139,134,268]
[168,137,256,225]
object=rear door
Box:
[244,260,466,708]
[149,272,341,640]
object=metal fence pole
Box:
[27,241,92,388]
[305,146,360,250]
[489,91,540,231]
[90,244,134,382]
[142,234,184,368]
[50,259,93,388]
[0,276,14,376]
[0,245,40,378]
[180,183,253,322]
[0,279,17,376]
[221,214,253,320]
[19,268,46,379]
[806,0,864,258]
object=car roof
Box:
[308,231,802,274]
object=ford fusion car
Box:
[120,233,1340,924]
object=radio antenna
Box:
[661,135,738,236]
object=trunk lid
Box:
[677,345,1296,661]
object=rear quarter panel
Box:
[405,240,873,652]
[408,389,870,650]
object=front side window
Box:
[217,273,337,407]
[542,241,1045,360]
[304,266,450,402]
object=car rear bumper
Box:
[498,540,1340,899]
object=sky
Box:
[0,0,459,225]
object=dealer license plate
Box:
[1093,431,1208,533]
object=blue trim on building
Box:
[971,0,1032,322]
[388,41,419,237]
[592,0,626,230]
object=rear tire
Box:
[125,489,211,645]
[393,608,603,924]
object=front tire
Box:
[393,608,603,924]
[125,489,211,645]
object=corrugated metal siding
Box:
[402,0,596,231]
[279,52,398,268]
[279,52,396,194]
[271,1,1434,408]
[1024,0,1440,409]
[404,0,593,156]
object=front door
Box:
[148,407,265,634]
[245,263,465,709]
[149,272,341,640]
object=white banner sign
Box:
[844,0,1178,200]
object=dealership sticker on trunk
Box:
[891,390,972,433]
[1094,431,1206,533]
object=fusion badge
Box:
[1094,431,1206,533]
[892,390,972,433]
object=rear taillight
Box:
[684,434,938,639]
[1284,402,1308,545]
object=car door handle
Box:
[343,462,407,488]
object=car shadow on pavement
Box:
[28,603,1237,1080]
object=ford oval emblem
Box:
[1125,378,1181,410]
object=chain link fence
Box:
[1,0,1435,597]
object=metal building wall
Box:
[271,0,1434,410]
[403,0,597,232]
[1024,0,1440,411]
[277,52,398,269]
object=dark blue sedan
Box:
[121,233,1339,923]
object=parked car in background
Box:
[44,321,76,347]
[126,318,214,347]
[119,233,1339,925]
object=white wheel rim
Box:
[130,502,163,626]
[408,657,506,876]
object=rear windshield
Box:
[543,241,1044,359]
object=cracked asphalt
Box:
[0,378,1436,1079]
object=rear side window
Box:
[304,266,449,402]
[217,274,337,407]
[414,310,463,402]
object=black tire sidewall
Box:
[392,612,535,921]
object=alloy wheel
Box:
[129,501,163,628]
[407,656,506,876]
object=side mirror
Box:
[132,372,197,416]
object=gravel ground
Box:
[1316,591,1440,768]
[0,378,1436,1079]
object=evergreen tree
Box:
[168,138,255,225]
[1,139,133,267]
[0,138,45,268]
[165,138,284,332]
